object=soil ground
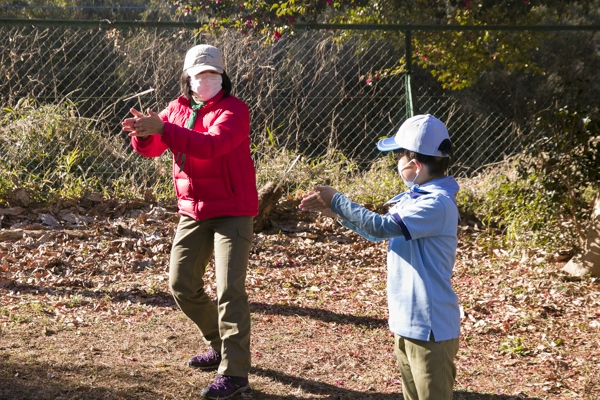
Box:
[1,198,599,399]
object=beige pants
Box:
[395,334,459,400]
[169,215,253,377]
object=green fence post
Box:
[405,29,414,118]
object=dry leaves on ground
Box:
[0,198,599,399]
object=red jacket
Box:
[131,91,259,221]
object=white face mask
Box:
[398,159,419,189]
[190,74,223,101]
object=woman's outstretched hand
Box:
[122,108,164,138]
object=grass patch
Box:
[456,158,588,256]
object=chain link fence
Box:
[1,20,599,197]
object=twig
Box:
[122,88,155,102]
[275,154,301,191]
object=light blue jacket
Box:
[331,176,460,342]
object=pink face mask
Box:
[190,74,222,101]
[398,159,419,188]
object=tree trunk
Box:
[253,181,283,233]
[562,194,600,278]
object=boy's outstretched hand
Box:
[300,186,340,217]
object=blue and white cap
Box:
[376,114,450,157]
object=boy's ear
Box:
[414,159,424,172]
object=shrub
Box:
[0,100,173,205]
[458,158,583,255]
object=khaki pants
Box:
[394,334,459,400]
[169,215,253,377]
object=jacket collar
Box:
[385,176,459,205]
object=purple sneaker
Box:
[187,348,222,370]
[200,374,250,399]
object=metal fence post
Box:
[405,29,414,118]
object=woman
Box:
[122,44,258,400]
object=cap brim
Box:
[376,137,401,152]
[186,65,224,75]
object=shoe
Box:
[187,348,222,370]
[200,374,250,399]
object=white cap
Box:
[376,114,450,157]
[183,44,224,75]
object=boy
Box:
[300,114,460,400]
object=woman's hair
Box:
[394,139,453,177]
[179,71,232,100]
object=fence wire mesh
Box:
[0,21,598,197]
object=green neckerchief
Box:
[176,97,205,172]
